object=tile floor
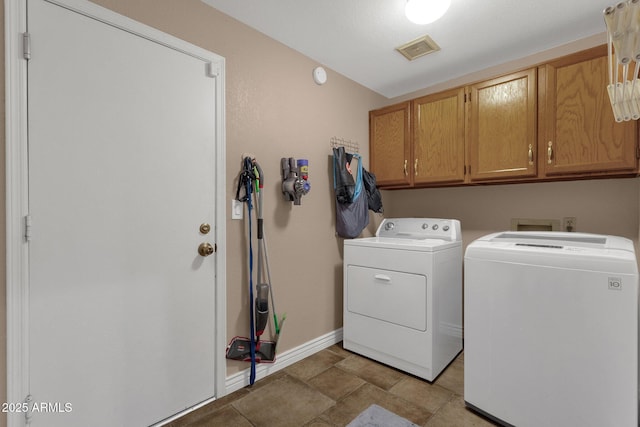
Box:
[168,343,497,427]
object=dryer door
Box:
[346,266,427,331]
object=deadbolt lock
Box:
[198,242,215,257]
[200,223,211,234]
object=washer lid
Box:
[465,231,638,273]
[476,231,632,251]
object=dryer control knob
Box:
[443,225,450,231]
[432,224,439,230]
[422,223,429,229]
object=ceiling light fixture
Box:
[405,0,451,25]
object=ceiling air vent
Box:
[396,35,440,61]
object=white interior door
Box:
[21,1,224,426]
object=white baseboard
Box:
[224,328,343,395]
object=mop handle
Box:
[245,158,256,385]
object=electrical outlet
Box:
[563,217,577,232]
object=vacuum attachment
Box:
[281,157,310,205]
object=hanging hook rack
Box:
[330,136,359,154]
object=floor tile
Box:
[336,354,405,390]
[319,383,432,426]
[247,369,288,392]
[165,388,250,427]
[389,376,454,414]
[303,420,335,427]
[326,343,353,358]
[171,343,474,427]
[434,356,464,395]
[285,348,345,380]
[187,405,253,427]
[307,366,366,400]
[426,395,497,427]
[232,375,335,427]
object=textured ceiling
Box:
[202,0,611,98]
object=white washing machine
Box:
[464,231,639,427]
[343,218,462,381]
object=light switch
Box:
[231,199,243,220]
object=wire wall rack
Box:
[330,136,359,154]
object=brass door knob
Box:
[198,242,215,257]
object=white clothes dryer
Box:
[465,231,639,427]
[343,218,463,381]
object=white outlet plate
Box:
[231,199,243,220]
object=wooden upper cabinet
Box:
[413,88,465,185]
[540,46,638,177]
[370,102,411,187]
[468,68,538,182]
[369,45,639,190]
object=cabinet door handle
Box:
[414,158,419,176]
[374,274,392,283]
[547,141,553,164]
[404,159,408,176]
[528,144,533,165]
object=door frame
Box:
[5,1,227,424]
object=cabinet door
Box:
[413,88,465,185]
[468,69,537,182]
[541,46,638,177]
[370,102,411,187]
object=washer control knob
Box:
[432,224,439,230]
[422,223,429,229]
[443,225,450,231]
[385,222,395,231]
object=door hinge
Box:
[25,215,32,241]
[23,32,31,60]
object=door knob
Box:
[198,242,215,257]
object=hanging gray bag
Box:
[334,152,369,238]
